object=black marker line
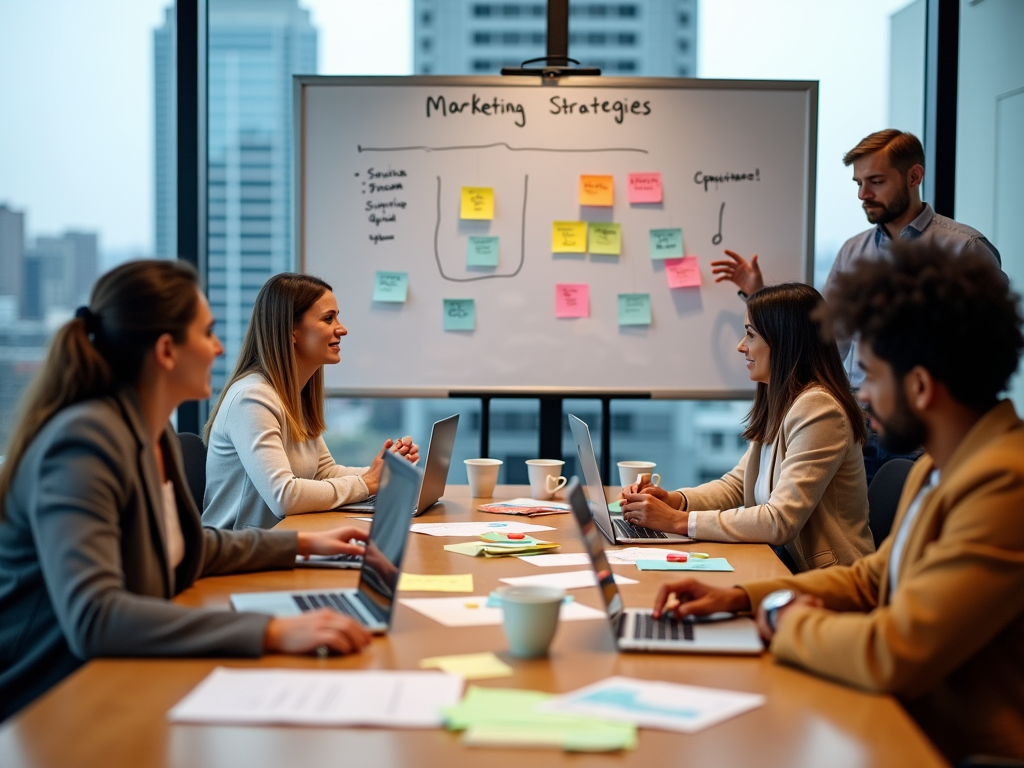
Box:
[433,175,528,283]
[712,202,725,246]
[361,142,648,155]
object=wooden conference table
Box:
[0,486,947,768]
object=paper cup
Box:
[617,461,660,488]
[497,585,565,658]
[526,459,567,500]
[465,458,502,498]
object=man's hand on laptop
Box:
[755,592,823,644]
[620,487,687,534]
[652,578,751,620]
[264,610,373,655]
[297,526,368,559]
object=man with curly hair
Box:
[651,241,1024,763]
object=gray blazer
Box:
[0,388,298,721]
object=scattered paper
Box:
[552,221,588,253]
[665,256,702,288]
[398,573,474,592]
[372,270,409,303]
[461,186,494,219]
[467,236,500,266]
[399,595,606,627]
[478,498,571,517]
[636,558,734,572]
[556,283,590,318]
[588,222,621,255]
[168,668,463,728]
[579,175,615,206]
[517,553,594,567]
[538,676,765,734]
[628,173,663,204]
[443,298,476,331]
[411,521,555,537]
[603,547,685,563]
[499,570,638,590]
[420,652,513,680]
[444,539,561,558]
[649,228,683,259]
[617,293,652,326]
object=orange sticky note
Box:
[556,284,590,318]
[579,175,614,206]
[665,256,702,288]
[461,187,494,220]
[628,173,663,204]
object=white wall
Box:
[888,0,925,140]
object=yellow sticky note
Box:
[398,573,474,592]
[552,221,588,253]
[579,175,614,206]
[461,187,494,220]
[419,652,514,680]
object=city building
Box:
[0,204,24,322]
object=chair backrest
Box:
[867,458,916,548]
[175,432,207,512]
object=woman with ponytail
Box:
[0,260,373,722]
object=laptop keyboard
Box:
[633,613,695,642]
[293,592,362,617]
[613,518,670,539]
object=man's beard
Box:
[866,386,926,454]
[864,182,911,225]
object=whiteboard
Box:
[296,76,816,398]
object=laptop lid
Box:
[355,450,423,625]
[567,414,618,545]
[413,413,459,515]
[566,478,625,630]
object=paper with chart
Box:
[399,595,606,627]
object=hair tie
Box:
[75,306,96,335]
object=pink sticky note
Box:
[556,283,590,318]
[628,172,663,204]
[665,256,702,288]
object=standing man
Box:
[652,242,1024,763]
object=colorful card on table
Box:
[588,222,622,255]
[398,573,475,592]
[556,283,590,318]
[443,298,476,331]
[420,652,513,680]
[665,256,702,288]
[467,236,500,266]
[372,271,409,303]
[578,175,615,206]
[617,293,652,326]
[635,558,734,572]
[460,187,494,219]
[552,221,588,253]
[649,228,684,259]
[628,173,663,204]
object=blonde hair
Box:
[0,260,200,523]
[204,273,332,445]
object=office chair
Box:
[175,432,207,511]
[866,458,916,548]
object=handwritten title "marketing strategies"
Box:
[425,93,654,127]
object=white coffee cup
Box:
[497,585,565,658]
[525,459,568,500]
[617,461,660,489]
[465,458,502,498]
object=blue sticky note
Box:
[372,271,408,303]
[649,228,684,259]
[444,298,476,331]
[467,236,500,266]
[635,558,734,572]
[617,293,652,326]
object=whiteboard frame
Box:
[294,75,818,400]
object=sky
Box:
[0,0,910,274]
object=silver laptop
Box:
[566,479,762,655]
[339,413,459,515]
[231,451,421,633]
[568,413,692,544]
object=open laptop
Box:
[568,413,692,544]
[566,478,762,654]
[231,451,421,633]
[339,413,459,515]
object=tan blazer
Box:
[740,400,1024,761]
[679,386,874,570]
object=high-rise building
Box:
[414,1,698,77]
[0,204,25,319]
[154,7,177,263]
[22,231,98,319]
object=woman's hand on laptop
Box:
[653,578,751,620]
[297,527,368,558]
[387,435,420,465]
[620,488,687,533]
[264,610,373,655]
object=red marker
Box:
[507,533,526,540]
[666,552,689,562]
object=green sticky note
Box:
[443,298,476,331]
[635,558,734,571]
[617,293,652,326]
[588,222,622,255]
[467,236,500,266]
[649,228,683,259]
[372,271,408,302]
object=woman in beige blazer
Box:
[621,283,874,571]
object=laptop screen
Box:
[567,414,616,541]
[357,451,422,622]
[415,413,459,513]
[566,479,624,626]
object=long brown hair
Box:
[204,273,332,444]
[742,283,866,446]
[0,260,201,522]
